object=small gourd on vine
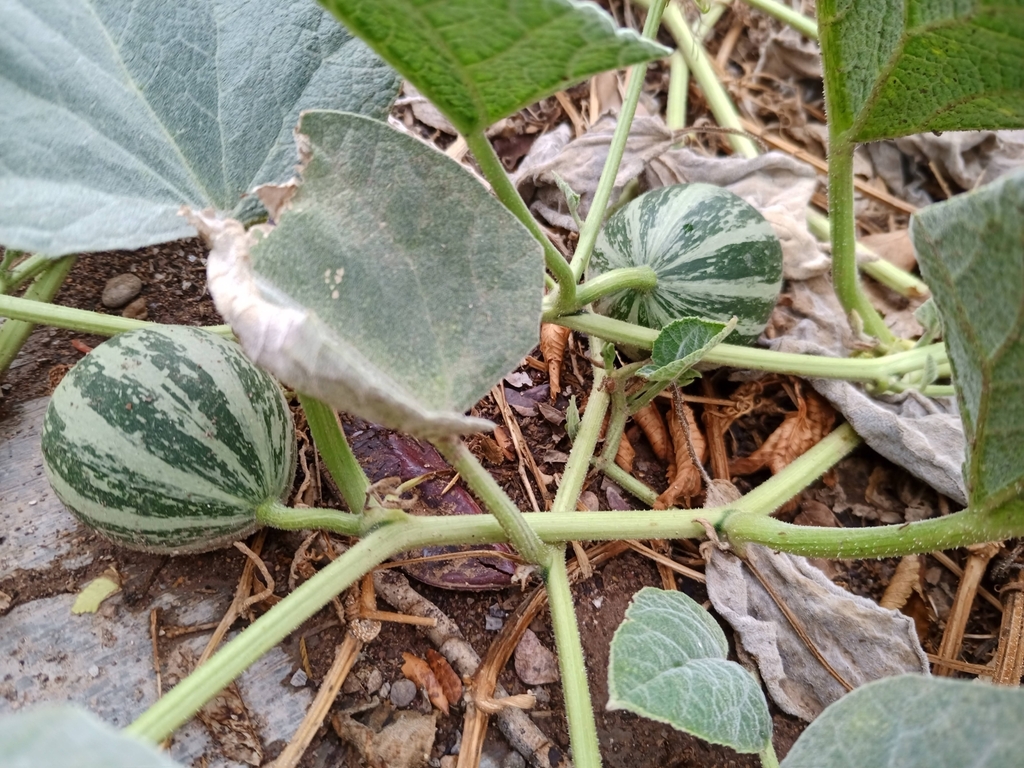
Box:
[41,326,297,555]
[589,183,784,344]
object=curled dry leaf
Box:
[655,402,707,509]
[880,555,922,611]
[425,649,463,709]
[730,388,836,477]
[539,323,571,400]
[401,652,449,714]
[615,431,635,473]
[633,402,670,461]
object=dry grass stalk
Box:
[934,542,1002,676]
[992,571,1024,685]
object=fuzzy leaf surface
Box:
[318,0,669,135]
[639,316,736,381]
[911,171,1024,510]
[819,0,1024,142]
[0,0,398,256]
[0,706,185,768]
[607,587,771,753]
[782,675,1024,767]
[199,111,543,438]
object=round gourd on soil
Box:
[590,183,783,344]
[42,326,296,555]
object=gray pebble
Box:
[101,274,143,308]
[389,678,417,708]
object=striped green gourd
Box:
[42,326,296,555]
[590,183,783,343]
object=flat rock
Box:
[101,273,143,309]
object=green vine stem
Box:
[0,256,77,374]
[826,145,895,343]
[1,253,51,295]
[546,549,601,768]
[806,210,930,299]
[759,741,781,768]
[571,0,670,281]
[723,500,1024,559]
[432,435,557,568]
[556,313,948,384]
[255,499,363,535]
[0,293,233,338]
[741,0,818,39]
[297,394,370,515]
[128,420,862,742]
[464,129,577,317]
[562,265,658,312]
[593,456,660,506]
[665,1,731,131]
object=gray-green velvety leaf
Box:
[318,0,669,135]
[608,587,771,754]
[819,0,1024,143]
[782,675,1024,768]
[638,316,736,381]
[0,705,185,768]
[0,0,398,257]
[196,111,543,439]
[910,171,1024,510]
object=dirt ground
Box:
[2,3,1019,765]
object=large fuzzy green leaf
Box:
[0,706,185,768]
[607,587,771,754]
[318,0,669,135]
[0,0,398,257]
[911,171,1024,510]
[782,675,1024,767]
[819,0,1024,143]
[194,111,544,438]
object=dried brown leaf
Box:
[655,402,706,509]
[425,648,463,709]
[539,323,571,400]
[730,389,835,476]
[401,652,448,714]
[615,431,635,473]
[880,555,921,611]
[633,402,671,461]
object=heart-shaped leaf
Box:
[820,0,1024,143]
[911,170,1024,510]
[0,0,398,256]
[782,675,1024,767]
[194,111,544,439]
[318,0,669,135]
[0,706,185,768]
[608,587,771,754]
[638,316,737,381]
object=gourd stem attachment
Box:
[297,394,370,515]
[255,500,363,537]
[0,255,77,375]
[0,293,233,338]
[547,265,658,318]
[571,0,670,281]
[464,129,577,317]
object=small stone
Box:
[289,669,308,687]
[389,678,418,708]
[484,615,504,632]
[514,630,560,685]
[88,665,100,678]
[101,274,143,308]
[121,297,148,320]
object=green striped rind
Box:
[42,326,296,554]
[591,183,783,344]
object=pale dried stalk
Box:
[931,550,1003,612]
[934,542,1002,676]
[992,572,1024,685]
[268,634,362,768]
[198,530,267,667]
[491,384,551,508]
[880,555,921,611]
